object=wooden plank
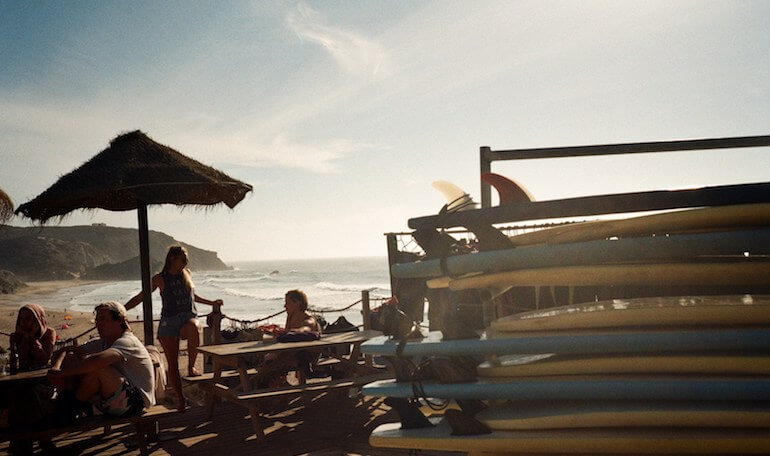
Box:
[408,182,770,229]
[0,368,47,385]
[0,394,462,456]
[485,135,770,161]
[232,373,391,401]
[0,405,178,442]
[184,358,346,383]
[197,330,382,359]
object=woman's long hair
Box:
[286,289,309,312]
[162,245,195,290]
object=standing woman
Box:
[125,245,222,410]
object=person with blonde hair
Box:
[125,245,222,410]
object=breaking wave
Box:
[313,282,390,293]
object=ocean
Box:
[42,257,392,328]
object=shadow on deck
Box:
[0,393,463,456]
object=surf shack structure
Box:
[384,135,770,328]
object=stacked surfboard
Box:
[361,296,770,454]
[392,203,770,296]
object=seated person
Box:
[281,289,322,336]
[260,290,322,386]
[4,305,57,451]
[10,304,56,371]
[48,302,155,420]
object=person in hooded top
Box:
[10,304,56,371]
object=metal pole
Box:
[137,202,154,346]
[480,146,492,208]
[361,290,372,368]
[385,233,399,299]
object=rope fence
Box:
[3,291,387,347]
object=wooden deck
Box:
[0,392,463,456]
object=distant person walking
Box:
[125,245,222,410]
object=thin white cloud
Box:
[157,130,380,174]
[0,96,380,175]
[285,2,392,78]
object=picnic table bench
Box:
[0,362,167,455]
[196,329,391,438]
[0,403,178,455]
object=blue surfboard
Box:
[361,329,770,357]
[362,378,770,401]
[391,229,770,279]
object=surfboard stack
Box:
[361,296,770,454]
[392,203,770,298]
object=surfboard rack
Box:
[478,134,770,209]
[410,181,770,230]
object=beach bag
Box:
[325,316,358,356]
[324,316,358,334]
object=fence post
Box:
[361,290,372,368]
[204,303,223,373]
[211,303,222,345]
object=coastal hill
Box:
[0,224,230,281]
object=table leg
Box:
[205,359,223,421]
[237,360,250,392]
[246,402,265,438]
[133,421,149,456]
[348,342,363,376]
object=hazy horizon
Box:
[2,1,768,260]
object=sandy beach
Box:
[0,280,101,343]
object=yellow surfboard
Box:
[441,262,770,291]
[507,203,770,247]
[489,295,770,332]
[477,402,770,430]
[370,420,770,454]
[477,353,770,377]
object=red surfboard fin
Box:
[481,173,534,205]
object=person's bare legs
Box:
[181,319,202,377]
[75,366,124,403]
[159,336,186,411]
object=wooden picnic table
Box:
[197,329,388,438]
[0,368,48,387]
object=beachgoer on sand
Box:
[47,302,155,421]
[125,245,222,411]
[9,303,56,372]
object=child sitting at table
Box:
[10,304,56,371]
[259,290,322,387]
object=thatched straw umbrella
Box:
[16,130,252,344]
[0,187,12,225]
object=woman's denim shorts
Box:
[158,312,197,338]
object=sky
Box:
[1,0,768,262]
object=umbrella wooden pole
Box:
[137,202,154,346]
